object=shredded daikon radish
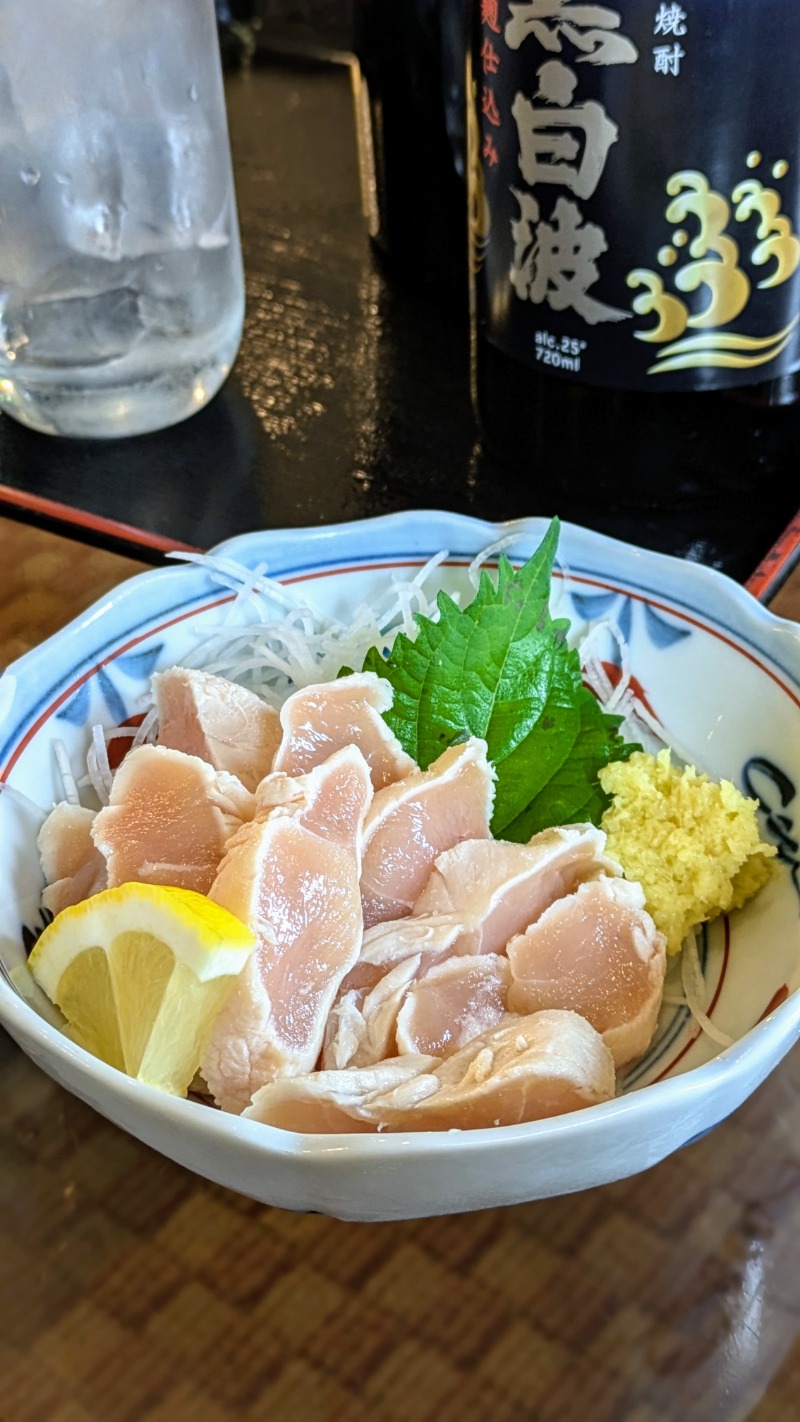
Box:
[622,697,704,769]
[467,534,518,587]
[409,549,450,600]
[577,617,682,754]
[171,550,333,616]
[550,551,575,621]
[221,561,270,625]
[53,740,80,806]
[680,929,734,1048]
[131,707,159,750]
[48,541,668,812]
[86,725,113,805]
[101,709,160,757]
[166,548,451,705]
[578,618,633,711]
[582,654,616,707]
[170,551,302,614]
[602,631,632,715]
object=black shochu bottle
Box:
[469,1,800,513]
[354,0,468,290]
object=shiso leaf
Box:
[359,518,639,840]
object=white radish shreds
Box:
[578,617,675,753]
[53,740,80,806]
[661,934,734,1047]
[581,649,616,707]
[57,715,159,811]
[681,930,734,1048]
[601,628,633,715]
[222,560,270,626]
[467,535,518,588]
[167,549,452,706]
[153,544,670,753]
[101,710,160,757]
[131,707,159,751]
[621,699,672,755]
[550,552,575,624]
[578,619,632,708]
[622,699,702,772]
[86,724,113,806]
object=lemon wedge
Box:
[29,883,257,1096]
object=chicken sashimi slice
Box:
[91,745,254,895]
[361,738,495,928]
[252,771,305,819]
[243,1056,438,1134]
[395,954,512,1060]
[247,1011,616,1135]
[323,915,467,1068]
[322,955,422,1070]
[272,671,416,790]
[197,952,274,1112]
[153,666,281,792]
[38,802,107,914]
[367,1011,616,1131]
[339,912,465,998]
[201,747,373,1113]
[412,824,619,956]
[506,877,667,1068]
[254,753,371,850]
[320,989,366,1073]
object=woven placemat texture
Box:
[3,520,800,1422]
[2,1025,800,1422]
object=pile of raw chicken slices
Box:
[38,666,666,1133]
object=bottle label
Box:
[470,1,800,390]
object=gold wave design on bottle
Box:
[629,166,800,374]
[646,314,799,373]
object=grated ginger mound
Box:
[599,749,776,955]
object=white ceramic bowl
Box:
[1,512,799,1221]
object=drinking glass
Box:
[0,0,245,438]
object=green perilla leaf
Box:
[360,518,638,841]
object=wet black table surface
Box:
[0,56,797,578]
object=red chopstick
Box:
[745,508,800,605]
[0,482,200,556]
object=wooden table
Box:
[2,515,800,1422]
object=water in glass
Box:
[0,0,245,437]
